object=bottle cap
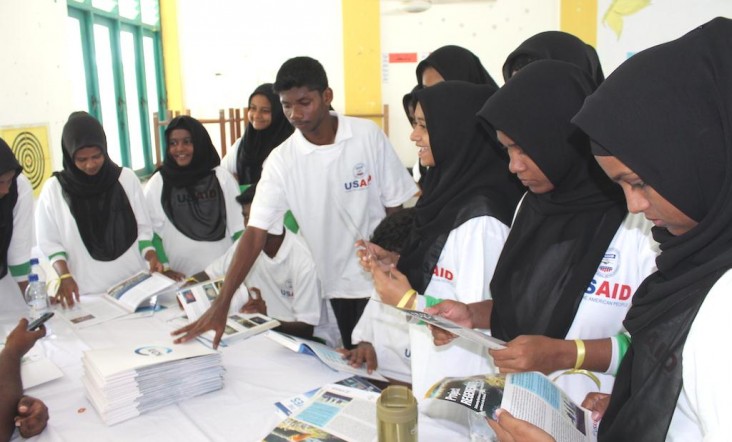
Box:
[30,257,39,265]
[28,273,39,282]
[376,385,418,424]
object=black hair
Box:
[370,208,416,254]
[273,56,329,93]
[236,184,256,206]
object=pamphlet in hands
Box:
[426,372,598,442]
[391,305,506,350]
[265,383,380,442]
[266,330,388,382]
[176,279,280,347]
[56,271,177,328]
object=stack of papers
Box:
[82,341,224,425]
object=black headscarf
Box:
[478,61,626,341]
[160,116,226,242]
[397,81,523,293]
[54,111,137,261]
[0,138,22,278]
[235,83,294,185]
[416,45,499,89]
[572,17,732,441]
[502,31,605,85]
[402,85,427,187]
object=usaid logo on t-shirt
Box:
[280,280,294,299]
[344,162,372,191]
[596,248,620,278]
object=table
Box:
[4,297,463,441]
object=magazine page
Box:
[176,278,225,321]
[54,295,129,328]
[106,271,176,313]
[275,376,382,418]
[267,331,388,382]
[389,305,506,350]
[265,384,380,442]
[426,372,596,442]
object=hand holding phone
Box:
[26,312,54,331]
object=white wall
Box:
[381,0,560,165]
[0,0,76,171]
[175,0,345,121]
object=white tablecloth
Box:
[2,298,463,441]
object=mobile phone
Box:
[27,312,54,331]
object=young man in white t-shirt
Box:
[173,56,418,348]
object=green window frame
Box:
[67,0,166,176]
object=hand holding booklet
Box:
[56,271,178,328]
[267,330,388,382]
[389,304,506,350]
[176,279,280,347]
[426,372,598,442]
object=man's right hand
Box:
[339,342,377,373]
[15,396,48,438]
[171,299,229,348]
[5,319,45,358]
[424,300,473,346]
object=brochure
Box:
[176,279,279,346]
[265,383,380,442]
[391,305,506,350]
[426,372,598,442]
[55,271,178,328]
[274,375,381,418]
[267,330,388,382]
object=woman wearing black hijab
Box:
[144,116,243,277]
[421,61,657,405]
[502,30,605,84]
[0,138,34,301]
[36,112,161,306]
[569,17,732,441]
[222,83,294,186]
[415,45,499,88]
[365,81,523,405]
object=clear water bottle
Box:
[29,258,46,287]
[25,273,49,320]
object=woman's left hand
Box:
[369,259,412,306]
[489,335,572,374]
[488,409,555,442]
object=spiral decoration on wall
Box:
[12,131,45,190]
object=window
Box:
[67,0,165,175]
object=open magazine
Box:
[389,304,506,350]
[426,372,598,442]
[56,271,177,328]
[265,383,380,442]
[274,375,381,418]
[267,330,388,382]
[176,279,280,347]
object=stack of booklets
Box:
[81,341,224,425]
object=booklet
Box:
[265,383,380,442]
[426,372,598,442]
[266,330,388,382]
[55,271,178,328]
[0,341,63,389]
[391,304,506,350]
[106,271,178,313]
[274,375,381,418]
[176,279,280,347]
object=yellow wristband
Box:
[396,289,417,309]
[185,277,198,284]
[58,273,73,280]
[574,339,586,369]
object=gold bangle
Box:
[396,289,417,309]
[574,339,586,369]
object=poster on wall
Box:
[0,126,51,197]
[596,0,731,75]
